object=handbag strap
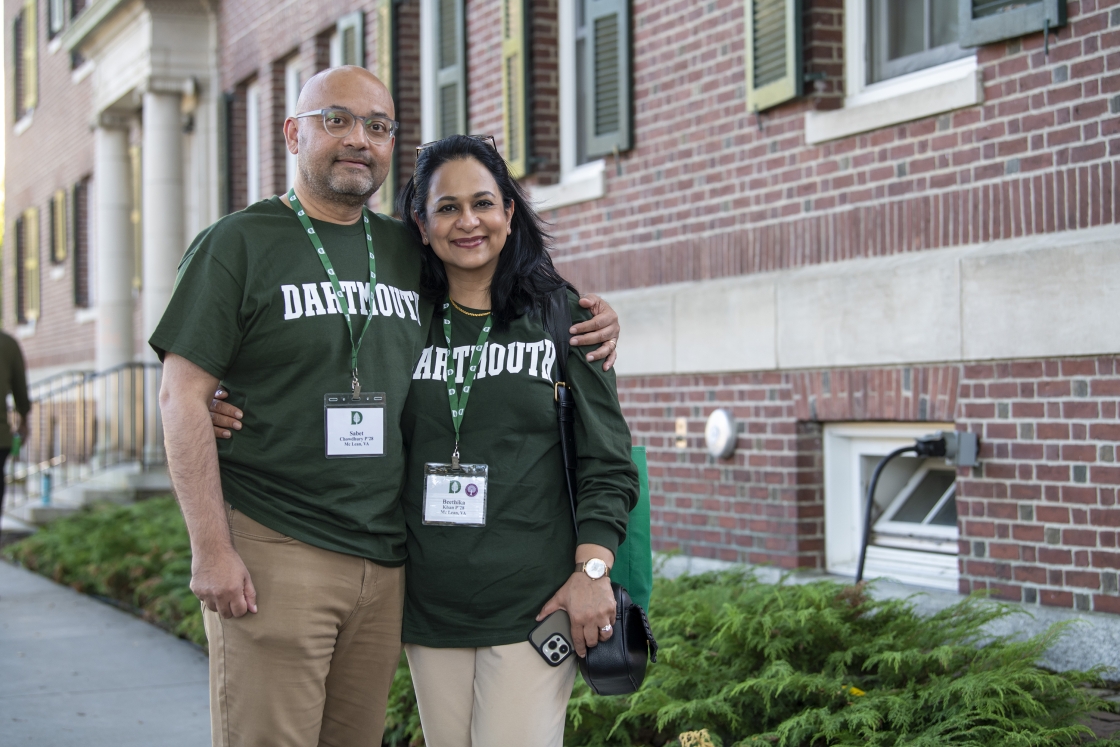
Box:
[543,288,579,537]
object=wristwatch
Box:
[575,558,611,580]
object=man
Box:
[0,330,30,523]
[153,66,619,747]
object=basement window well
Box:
[824,422,960,591]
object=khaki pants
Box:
[204,507,404,747]
[405,642,577,747]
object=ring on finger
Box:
[600,623,612,633]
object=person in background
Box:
[0,330,31,523]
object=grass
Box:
[5,499,1118,747]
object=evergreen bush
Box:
[6,500,1117,747]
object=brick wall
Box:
[522,0,1120,293]
[621,358,1120,613]
[956,356,1120,613]
[3,0,96,369]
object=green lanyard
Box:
[288,187,377,395]
[441,300,492,468]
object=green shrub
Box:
[565,570,1119,747]
[3,497,204,645]
[7,502,1117,747]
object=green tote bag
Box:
[612,446,653,611]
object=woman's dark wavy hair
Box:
[397,135,573,330]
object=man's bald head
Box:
[295,66,394,120]
[286,65,397,210]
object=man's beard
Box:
[299,150,389,208]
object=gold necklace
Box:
[449,297,490,317]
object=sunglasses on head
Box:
[415,134,498,157]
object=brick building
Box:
[5,0,1120,612]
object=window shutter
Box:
[582,0,631,159]
[375,0,397,213]
[23,0,37,112]
[51,190,67,264]
[337,11,365,68]
[501,0,529,177]
[72,179,91,308]
[958,0,1065,47]
[24,207,40,322]
[436,0,466,138]
[744,0,802,113]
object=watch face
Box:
[585,558,607,579]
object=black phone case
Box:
[528,610,574,667]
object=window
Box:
[337,12,365,67]
[420,0,465,143]
[531,0,632,210]
[48,0,65,38]
[245,81,261,204]
[72,178,91,308]
[373,0,397,214]
[13,0,37,121]
[16,209,41,324]
[130,144,143,290]
[284,58,302,191]
[824,423,960,591]
[869,0,969,84]
[50,190,67,264]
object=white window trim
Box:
[528,0,605,212]
[14,112,35,136]
[804,0,983,145]
[285,57,301,191]
[329,31,342,68]
[246,81,261,204]
[823,422,959,591]
[71,58,94,84]
[419,0,436,143]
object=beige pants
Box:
[405,641,577,747]
[203,507,405,747]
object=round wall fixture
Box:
[704,409,737,459]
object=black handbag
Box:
[543,288,658,696]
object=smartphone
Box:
[528,610,574,667]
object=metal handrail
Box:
[5,362,165,509]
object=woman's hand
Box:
[536,543,617,657]
[573,294,620,372]
[209,389,243,439]
[536,574,616,658]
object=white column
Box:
[140,90,185,361]
[94,121,135,371]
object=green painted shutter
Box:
[959,0,1065,47]
[375,0,397,213]
[744,0,801,113]
[582,0,631,159]
[23,0,37,112]
[501,0,529,177]
[436,0,466,138]
[24,207,40,322]
[338,11,365,67]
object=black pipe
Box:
[855,445,917,584]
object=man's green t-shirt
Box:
[400,292,639,647]
[150,197,432,564]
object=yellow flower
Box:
[679,729,716,747]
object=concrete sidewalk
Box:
[0,560,210,746]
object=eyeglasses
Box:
[416,134,498,157]
[295,108,399,144]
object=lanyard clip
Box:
[451,442,460,470]
[352,369,361,398]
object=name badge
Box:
[423,463,488,526]
[324,393,386,458]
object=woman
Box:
[214,135,638,747]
